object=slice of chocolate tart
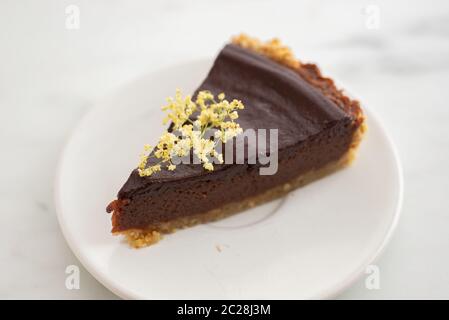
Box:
[106,34,366,248]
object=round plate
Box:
[55,59,403,299]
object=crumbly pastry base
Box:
[116,123,366,248]
[232,33,301,70]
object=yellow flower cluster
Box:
[138,90,244,177]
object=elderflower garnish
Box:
[137,89,244,177]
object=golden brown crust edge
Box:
[232,34,301,70]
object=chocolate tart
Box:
[107,35,366,248]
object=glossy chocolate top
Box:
[118,44,352,198]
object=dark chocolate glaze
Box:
[110,44,360,232]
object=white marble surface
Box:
[0,0,448,299]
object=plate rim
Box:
[54,59,403,300]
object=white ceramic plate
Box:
[55,59,403,299]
